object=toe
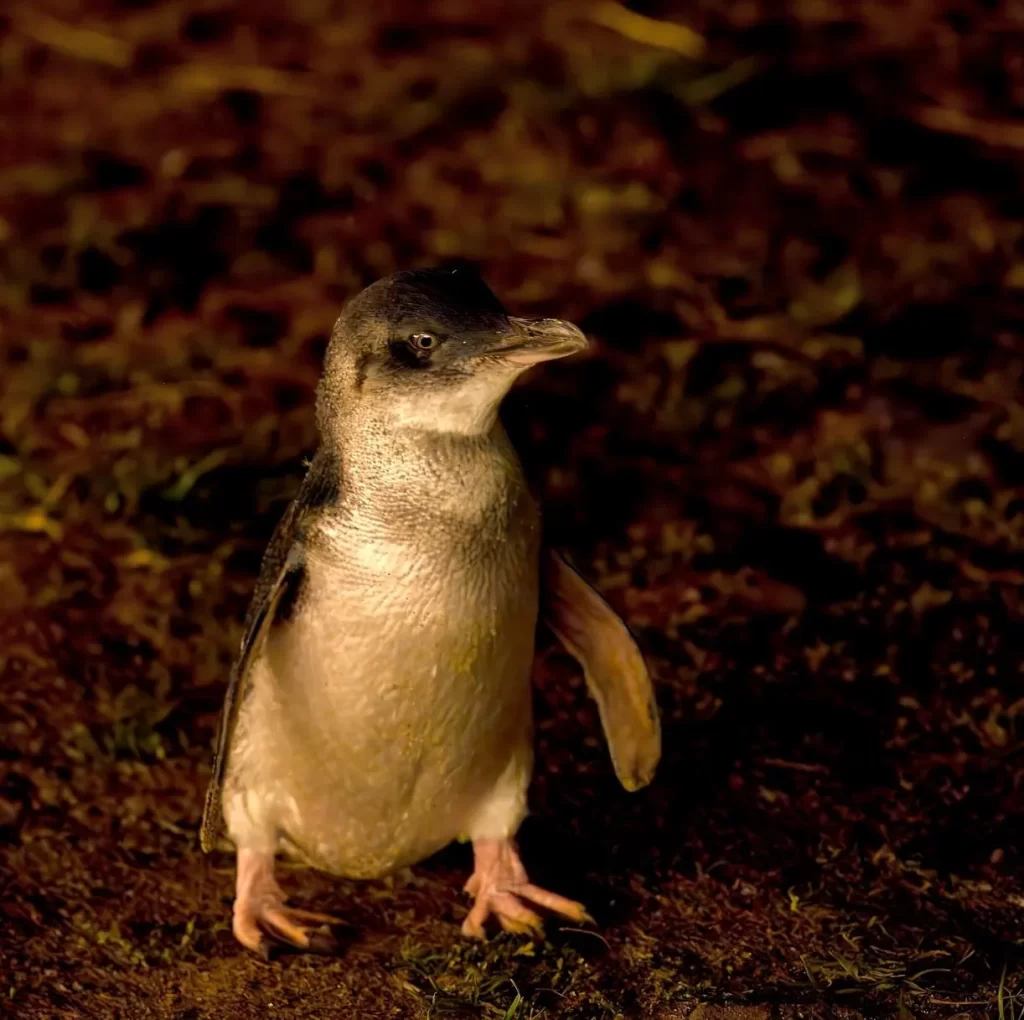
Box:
[461,897,490,939]
[233,911,265,953]
[492,893,543,936]
[281,906,342,926]
[461,891,545,938]
[518,884,593,924]
[262,906,314,949]
[499,916,543,936]
[262,905,346,954]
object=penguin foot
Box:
[233,848,342,956]
[461,838,593,938]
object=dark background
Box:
[1,2,1023,1018]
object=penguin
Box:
[200,267,660,954]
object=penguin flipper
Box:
[199,450,338,851]
[540,548,661,792]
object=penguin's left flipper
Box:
[199,449,338,853]
[540,549,661,792]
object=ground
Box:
[1,1,1023,1018]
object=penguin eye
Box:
[409,333,439,352]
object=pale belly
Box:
[224,524,539,878]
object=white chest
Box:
[224,437,544,873]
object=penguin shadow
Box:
[516,650,828,951]
[515,522,902,963]
[516,655,705,944]
[500,409,878,955]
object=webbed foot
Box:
[233,848,342,957]
[461,838,592,938]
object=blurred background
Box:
[1,1,1023,1017]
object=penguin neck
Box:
[326,416,526,523]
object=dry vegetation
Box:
[1,1,1023,1017]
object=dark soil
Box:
[1,2,1023,1018]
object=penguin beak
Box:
[480,317,589,365]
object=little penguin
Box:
[200,267,661,955]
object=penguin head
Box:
[318,267,587,436]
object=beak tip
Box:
[498,316,589,365]
[552,322,590,360]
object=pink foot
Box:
[233,848,341,957]
[461,838,592,938]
